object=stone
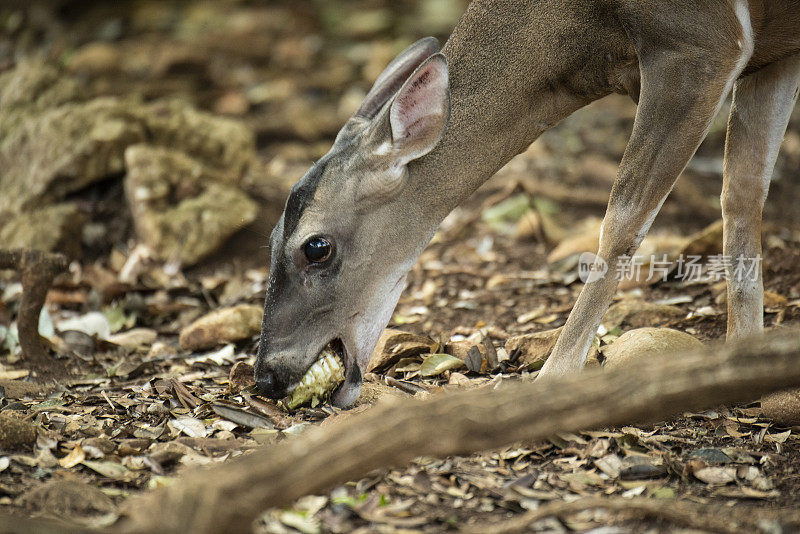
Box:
[0,97,148,214]
[67,42,123,75]
[179,305,263,351]
[124,145,258,265]
[0,60,80,130]
[21,479,116,518]
[0,414,37,450]
[106,328,158,350]
[0,203,85,256]
[0,379,52,399]
[136,100,255,180]
[0,60,257,264]
[505,328,563,370]
[603,327,703,369]
[761,389,800,426]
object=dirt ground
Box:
[1,1,800,533]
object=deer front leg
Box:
[539,42,752,378]
[722,53,800,340]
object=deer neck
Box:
[407,0,636,223]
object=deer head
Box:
[254,38,450,406]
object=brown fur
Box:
[410,0,800,377]
[256,0,800,403]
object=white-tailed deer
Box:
[254,0,800,406]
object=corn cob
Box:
[283,346,345,409]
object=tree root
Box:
[462,496,800,533]
[0,249,69,377]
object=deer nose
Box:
[255,371,280,399]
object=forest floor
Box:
[2,1,800,532]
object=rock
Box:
[0,60,257,262]
[179,305,263,351]
[0,203,85,256]
[0,97,148,215]
[505,328,562,370]
[124,145,258,264]
[67,42,123,75]
[506,327,600,370]
[603,327,703,369]
[0,379,53,399]
[693,466,737,485]
[603,299,684,330]
[0,414,37,449]
[367,329,439,373]
[20,478,116,519]
[444,339,485,361]
[0,60,80,131]
[761,388,800,426]
[137,99,254,179]
[106,328,158,350]
[228,361,255,394]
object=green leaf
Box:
[481,194,531,233]
[420,353,465,377]
[102,305,137,334]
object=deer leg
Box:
[539,40,753,378]
[722,53,800,340]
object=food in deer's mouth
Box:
[283,342,345,409]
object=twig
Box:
[0,249,69,377]
[461,496,800,533]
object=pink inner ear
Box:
[391,59,448,142]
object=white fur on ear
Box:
[389,53,450,164]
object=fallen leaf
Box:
[420,354,465,377]
[367,329,438,373]
[169,415,210,438]
[57,312,111,339]
[211,403,274,429]
[81,460,134,481]
[0,369,29,380]
[59,445,86,468]
[179,305,263,351]
[694,466,736,485]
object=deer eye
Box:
[303,237,332,263]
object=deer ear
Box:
[354,37,440,120]
[389,53,450,164]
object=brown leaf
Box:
[228,361,256,394]
[367,329,438,373]
[504,327,562,370]
[178,305,263,351]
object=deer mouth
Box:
[282,339,348,409]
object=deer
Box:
[253,0,800,407]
